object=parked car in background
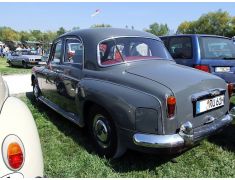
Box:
[7,50,43,68]
[32,28,234,158]
[160,35,235,92]
[0,75,43,177]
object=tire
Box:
[33,79,41,102]
[88,105,125,158]
[22,61,28,68]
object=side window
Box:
[168,37,192,59]
[51,41,62,64]
[64,39,84,64]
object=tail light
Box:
[194,65,210,73]
[2,135,25,170]
[7,143,24,169]
[167,96,176,118]
[228,83,234,98]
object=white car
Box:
[0,75,43,177]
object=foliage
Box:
[57,27,66,37]
[0,27,20,42]
[0,27,60,45]
[145,22,170,36]
[91,24,112,28]
[71,26,80,31]
[177,10,235,37]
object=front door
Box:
[40,39,63,105]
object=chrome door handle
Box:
[55,69,63,73]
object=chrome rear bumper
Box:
[133,109,234,148]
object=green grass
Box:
[19,93,235,178]
[0,57,31,75]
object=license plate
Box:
[38,61,47,65]
[196,95,224,114]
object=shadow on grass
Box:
[26,92,187,173]
[208,122,235,153]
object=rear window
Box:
[168,37,192,59]
[199,37,235,59]
[98,37,172,66]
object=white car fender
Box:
[0,97,43,177]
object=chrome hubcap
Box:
[93,115,110,148]
[34,85,39,97]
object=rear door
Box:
[167,36,194,67]
[199,36,235,83]
[55,37,84,117]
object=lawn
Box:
[0,57,31,75]
[20,93,235,178]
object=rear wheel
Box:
[88,105,125,158]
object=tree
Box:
[30,30,43,41]
[90,24,112,28]
[57,27,66,37]
[177,21,196,34]
[177,10,234,37]
[71,26,80,31]
[0,27,20,41]
[145,23,170,36]
[42,31,57,43]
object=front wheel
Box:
[88,106,125,158]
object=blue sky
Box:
[0,2,235,32]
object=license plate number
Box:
[196,95,224,114]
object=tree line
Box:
[0,10,235,45]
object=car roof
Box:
[60,28,160,43]
[159,34,231,40]
[56,28,164,70]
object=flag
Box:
[91,9,101,17]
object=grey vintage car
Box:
[7,50,44,68]
[31,28,234,158]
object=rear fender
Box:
[79,79,162,132]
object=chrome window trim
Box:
[63,36,85,70]
[96,36,169,68]
[49,39,63,64]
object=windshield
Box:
[98,37,172,66]
[199,37,235,59]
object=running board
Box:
[38,96,84,127]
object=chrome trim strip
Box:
[133,133,184,148]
